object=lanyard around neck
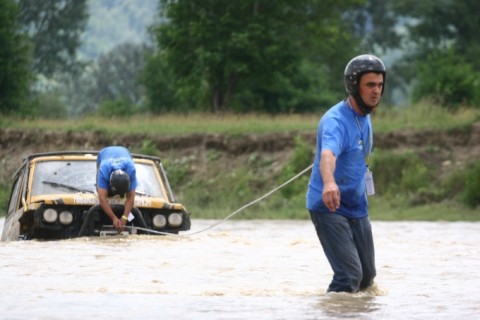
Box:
[346,98,371,165]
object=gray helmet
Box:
[345,54,386,94]
[109,169,130,195]
[344,54,386,114]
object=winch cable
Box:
[124,163,314,237]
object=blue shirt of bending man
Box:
[96,146,137,232]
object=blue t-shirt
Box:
[306,100,373,219]
[97,146,137,192]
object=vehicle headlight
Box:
[152,214,167,229]
[43,208,58,223]
[59,211,73,225]
[168,213,182,228]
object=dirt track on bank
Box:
[1,124,480,180]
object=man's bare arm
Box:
[320,149,340,212]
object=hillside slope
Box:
[1,124,479,180]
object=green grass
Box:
[369,197,480,221]
[2,103,479,135]
[1,104,479,220]
[0,113,320,135]
[373,103,480,132]
[176,189,480,222]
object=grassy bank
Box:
[171,176,480,222]
[163,138,480,222]
[1,103,479,220]
[1,113,320,135]
[1,103,479,135]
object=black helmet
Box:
[109,169,130,195]
[344,54,386,114]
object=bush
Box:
[22,91,69,119]
[0,166,12,216]
[370,149,431,197]
[97,98,137,117]
[0,187,10,216]
[441,166,470,199]
[163,155,195,188]
[413,49,480,109]
[278,136,314,199]
[463,161,480,208]
[137,139,158,156]
[177,166,259,219]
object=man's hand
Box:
[113,217,126,232]
[322,181,340,212]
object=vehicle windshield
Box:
[30,159,167,199]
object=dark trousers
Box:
[309,211,376,293]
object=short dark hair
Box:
[109,169,130,195]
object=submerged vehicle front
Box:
[1,151,191,241]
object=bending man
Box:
[96,146,137,232]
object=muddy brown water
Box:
[1,218,479,319]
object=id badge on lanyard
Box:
[365,167,375,196]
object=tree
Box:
[349,0,401,53]
[81,0,158,59]
[63,43,151,116]
[0,0,31,114]
[392,0,480,107]
[412,49,480,108]
[395,0,480,65]
[17,0,88,76]
[92,42,150,107]
[149,0,362,113]
[141,51,181,113]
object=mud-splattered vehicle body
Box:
[1,151,191,241]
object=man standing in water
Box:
[306,54,386,293]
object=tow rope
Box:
[124,163,314,237]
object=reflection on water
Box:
[0,219,479,319]
[317,292,381,318]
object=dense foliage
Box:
[146,0,361,113]
[143,0,480,113]
[0,109,479,219]
[0,0,31,114]
[17,0,88,76]
[72,43,151,116]
[1,0,480,116]
[393,0,480,107]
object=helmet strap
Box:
[352,92,372,115]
